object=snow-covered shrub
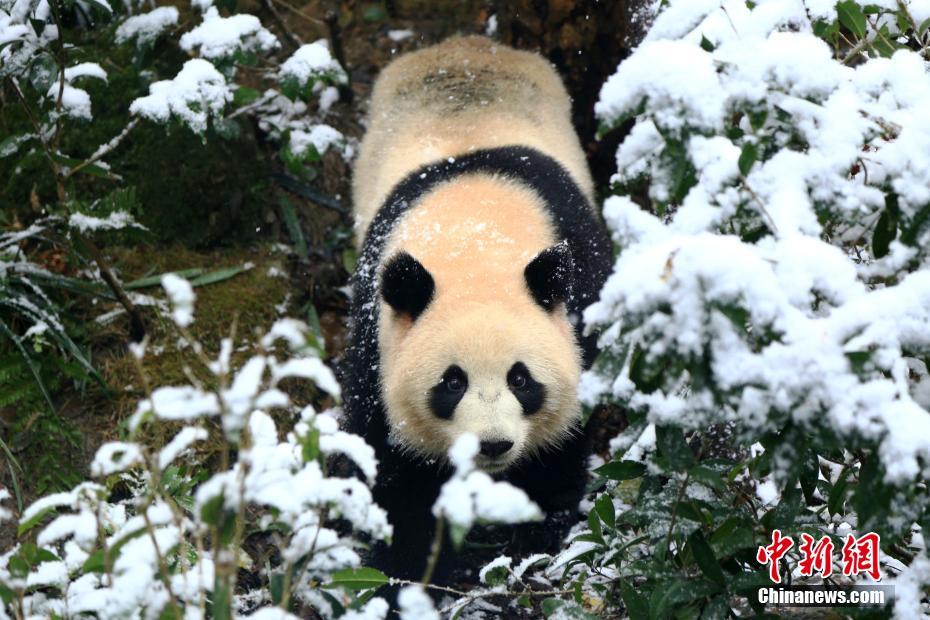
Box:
[0,0,351,508]
[0,278,392,617]
[564,0,930,617]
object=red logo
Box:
[756,529,794,583]
[798,534,834,578]
[757,531,882,583]
[841,532,881,581]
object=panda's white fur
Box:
[342,35,611,584]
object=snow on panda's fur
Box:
[343,36,612,581]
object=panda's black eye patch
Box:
[507,362,545,415]
[430,365,468,420]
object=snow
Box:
[133,385,220,429]
[63,62,107,82]
[90,442,143,477]
[288,124,343,158]
[387,29,413,42]
[158,426,208,470]
[398,585,439,620]
[340,598,389,620]
[317,416,378,482]
[0,489,11,523]
[115,6,178,45]
[433,434,542,529]
[279,41,346,86]
[68,211,140,232]
[271,357,340,398]
[261,318,309,349]
[318,85,339,112]
[42,62,107,120]
[161,273,195,328]
[179,7,278,60]
[130,58,232,134]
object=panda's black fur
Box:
[341,146,612,584]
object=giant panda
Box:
[342,35,612,584]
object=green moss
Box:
[90,245,297,438]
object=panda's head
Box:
[378,244,581,474]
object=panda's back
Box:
[352,36,594,243]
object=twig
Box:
[81,236,146,342]
[261,0,302,49]
[324,10,353,103]
[841,36,871,65]
[739,176,779,236]
[7,77,61,181]
[420,516,445,586]
[65,119,139,180]
[264,0,325,26]
[437,586,576,615]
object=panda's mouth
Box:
[475,456,513,474]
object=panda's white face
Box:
[379,289,582,473]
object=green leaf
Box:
[448,521,469,549]
[872,24,898,56]
[481,563,509,586]
[81,550,106,573]
[837,1,867,38]
[656,426,695,471]
[620,581,649,620]
[326,567,390,591]
[278,196,308,259]
[688,465,726,494]
[50,152,112,179]
[700,35,715,52]
[342,247,358,273]
[587,507,605,546]
[709,517,755,557]
[828,466,852,515]
[0,319,57,418]
[688,530,726,587]
[738,142,758,176]
[702,595,731,620]
[361,3,387,21]
[188,264,251,287]
[540,598,597,619]
[124,268,204,290]
[748,108,768,131]
[595,460,646,481]
[0,133,34,158]
[649,579,719,620]
[594,493,616,529]
[919,17,930,37]
[199,493,224,526]
[872,206,896,258]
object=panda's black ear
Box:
[381,251,435,321]
[524,241,574,312]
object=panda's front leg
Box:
[368,452,454,593]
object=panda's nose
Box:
[480,440,514,458]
